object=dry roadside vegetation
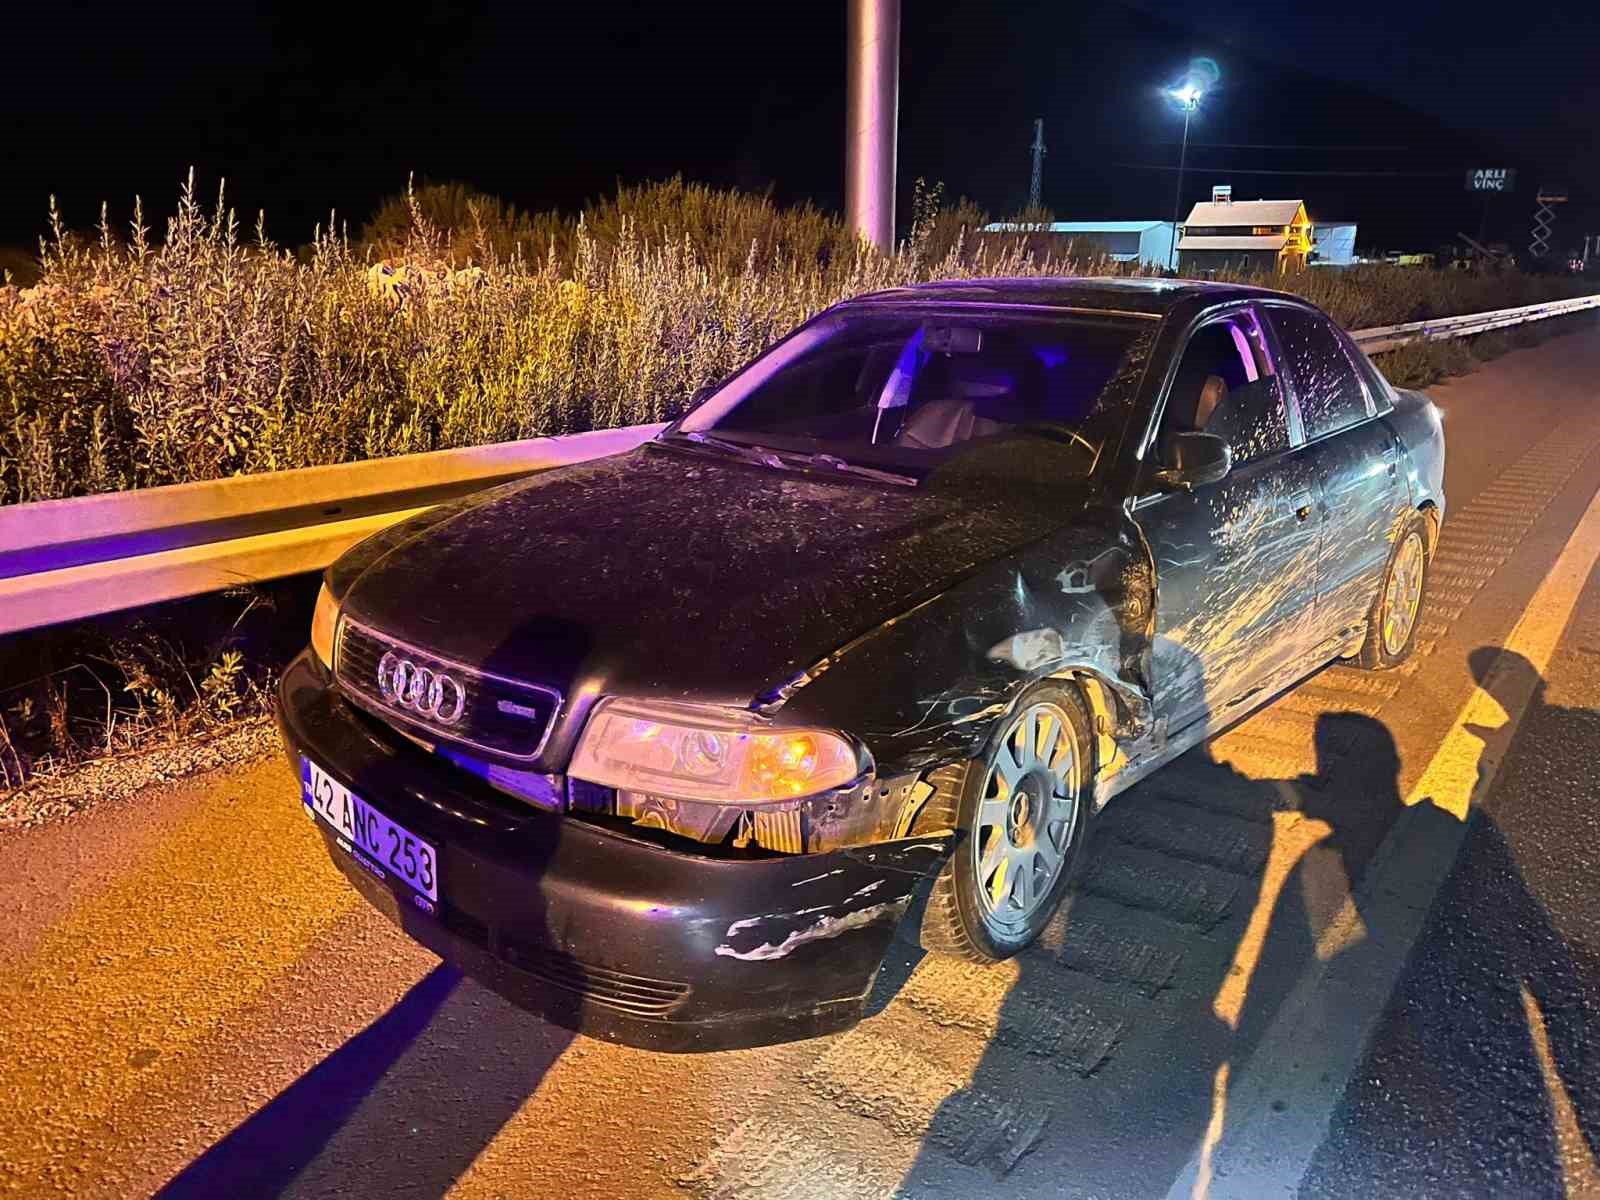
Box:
[1,173,1590,506]
[0,176,1096,505]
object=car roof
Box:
[844,276,1308,320]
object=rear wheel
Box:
[1357,513,1431,670]
[918,683,1093,963]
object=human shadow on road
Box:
[889,748,1284,1189]
[1300,649,1600,1197]
[1225,711,1416,1057]
[891,649,1598,1198]
[894,699,1452,1195]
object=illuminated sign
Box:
[1466,168,1516,193]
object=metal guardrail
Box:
[0,424,663,636]
[2,290,1596,637]
[1347,292,1600,355]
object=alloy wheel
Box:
[1382,530,1426,657]
[971,700,1083,926]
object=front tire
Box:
[918,683,1093,963]
[1357,513,1431,670]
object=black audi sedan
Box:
[278,277,1445,1050]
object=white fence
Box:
[3,291,1596,637]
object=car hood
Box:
[337,443,1077,707]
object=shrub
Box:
[1371,338,1477,389]
[360,180,566,267]
[0,175,1105,502]
[0,582,299,787]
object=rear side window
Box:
[1267,306,1370,439]
[1338,328,1395,413]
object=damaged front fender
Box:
[772,505,1158,784]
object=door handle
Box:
[1287,492,1316,522]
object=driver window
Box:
[1160,313,1289,467]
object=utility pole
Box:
[1168,87,1200,271]
[845,0,900,252]
[1029,118,1046,210]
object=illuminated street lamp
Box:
[1168,83,1202,271]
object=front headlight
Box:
[310,583,341,672]
[569,698,863,804]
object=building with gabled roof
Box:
[1177,186,1312,274]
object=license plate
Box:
[301,757,439,902]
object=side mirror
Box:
[1152,431,1232,492]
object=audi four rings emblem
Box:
[377,651,466,725]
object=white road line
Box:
[1165,479,1600,1200]
[1519,982,1600,1195]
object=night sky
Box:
[4,0,1596,258]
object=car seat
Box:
[895,363,1015,449]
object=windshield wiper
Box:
[783,452,918,488]
[663,431,790,469]
[663,433,917,487]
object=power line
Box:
[1112,162,1466,177]
[1134,142,1416,151]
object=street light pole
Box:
[1168,92,1197,272]
[845,0,900,253]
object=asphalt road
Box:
[3,333,1599,1200]
[1303,512,1600,1196]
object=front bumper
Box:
[276,651,953,1051]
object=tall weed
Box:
[0,174,1588,504]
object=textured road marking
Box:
[1045,904,1188,997]
[1423,588,1478,615]
[1428,559,1500,578]
[1310,667,1402,698]
[1165,467,1600,1200]
[678,1116,910,1200]
[1141,759,1284,825]
[1081,843,1242,929]
[801,1026,1049,1172]
[1207,738,1317,782]
[1276,683,1387,718]
[1218,714,1321,763]
[1462,499,1544,514]
[1415,616,1452,640]
[896,956,1127,1074]
[1103,796,1273,876]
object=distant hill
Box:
[0,0,1547,255]
[897,0,1520,251]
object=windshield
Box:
[674,308,1146,476]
